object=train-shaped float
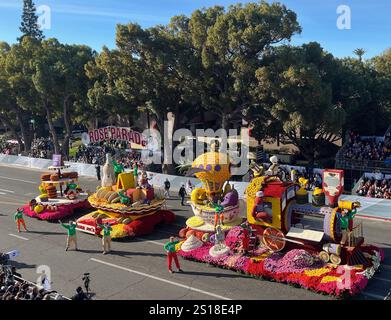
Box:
[177,151,384,297]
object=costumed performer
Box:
[164,236,183,274]
[251,191,271,223]
[14,208,28,233]
[98,221,112,255]
[337,208,357,246]
[59,220,78,251]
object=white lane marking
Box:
[0,188,15,193]
[90,258,231,300]
[0,192,6,195]
[362,292,386,300]
[373,276,391,284]
[9,233,29,241]
[0,200,25,206]
[0,175,35,184]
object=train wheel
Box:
[319,251,330,263]
[330,254,342,265]
[262,227,286,252]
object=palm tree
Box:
[353,48,366,62]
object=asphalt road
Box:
[0,164,390,300]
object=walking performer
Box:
[97,221,112,254]
[337,205,358,246]
[164,236,183,274]
[14,208,28,233]
[178,184,187,206]
[59,220,78,251]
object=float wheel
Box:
[262,227,286,252]
[319,251,330,263]
[330,253,342,265]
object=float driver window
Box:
[263,202,273,223]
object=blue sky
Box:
[0,0,390,58]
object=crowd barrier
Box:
[0,154,390,219]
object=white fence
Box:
[1,154,390,219]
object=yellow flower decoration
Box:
[175,241,185,252]
[304,268,330,277]
[320,276,342,284]
[187,216,205,228]
[251,252,272,262]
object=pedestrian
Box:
[164,178,171,199]
[97,221,112,254]
[179,184,187,206]
[164,236,183,274]
[71,286,89,300]
[186,179,193,194]
[59,220,78,251]
[14,208,27,233]
[95,160,101,181]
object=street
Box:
[0,164,390,300]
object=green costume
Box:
[112,160,124,175]
[98,224,112,237]
[14,210,24,221]
[61,223,77,236]
[339,209,357,230]
[164,240,179,252]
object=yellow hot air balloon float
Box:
[185,152,242,233]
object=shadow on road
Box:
[76,249,102,254]
[380,246,391,265]
[9,261,37,270]
[173,270,250,279]
[110,250,166,258]
[26,230,63,235]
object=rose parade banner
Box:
[84,126,148,147]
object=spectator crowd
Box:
[72,143,144,170]
[0,139,18,155]
[28,138,54,159]
[0,265,65,300]
[356,176,391,199]
[341,131,391,162]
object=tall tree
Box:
[353,48,366,62]
[248,42,346,164]
[1,37,43,152]
[31,39,94,157]
[19,0,44,42]
[189,1,302,129]
[113,20,202,173]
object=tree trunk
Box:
[61,95,73,159]
[15,112,32,153]
[221,113,228,131]
[44,100,60,155]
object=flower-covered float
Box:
[179,152,243,246]
[76,154,175,239]
[22,154,91,221]
[177,156,384,298]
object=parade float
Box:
[22,155,91,221]
[177,154,384,298]
[178,152,243,254]
[76,154,175,239]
